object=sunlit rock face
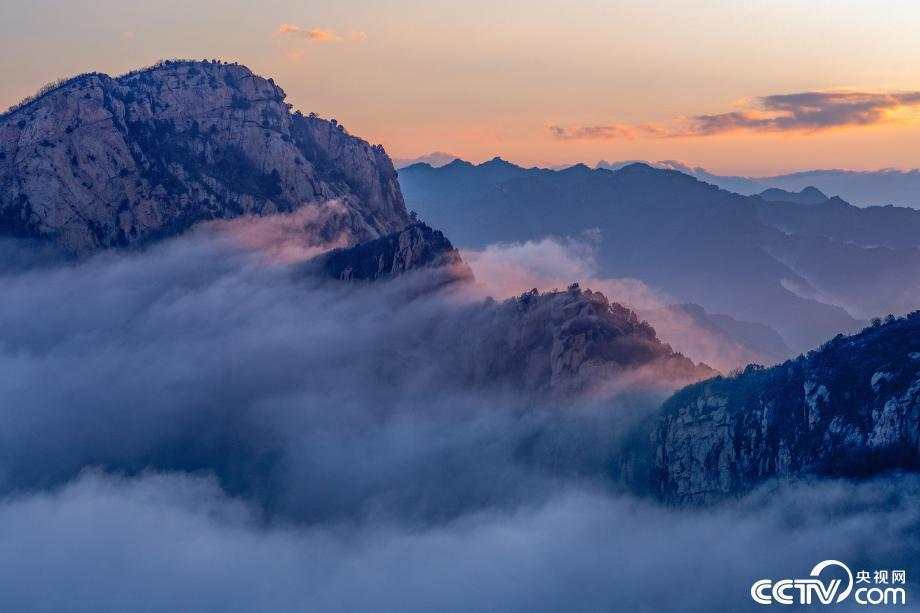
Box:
[621,313,920,503]
[0,60,409,253]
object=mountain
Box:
[596,159,767,195]
[641,303,791,369]
[622,312,920,503]
[0,59,408,253]
[310,230,713,394]
[752,195,920,249]
[461,285,714,396]
[755,169,920,209]
[400,156,527,221]
[310,221,470,283]
[596,161,920,209]
[0,61,714,403]
[399,159,920,352]
[393,151,458,169]
[758,186,828,204]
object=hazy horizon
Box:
[393,152,920,176]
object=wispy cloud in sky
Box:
[548,124,663,141]
[276,24,367,43]
[551,90,920,140]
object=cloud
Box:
[202,200,355,264]
[0,470,916,611]
[689,91,920,135]
[548,123,662,141]
[462,237,788,371]
[276,24,367,43]
[277,24,341,42]
[0,224,672,525]
[550,90,920,140]
[0,218,914,611]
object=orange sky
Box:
[2,0,919,174]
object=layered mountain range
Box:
[4,61,919,506]
[400,158,920,352]
[397,155,920,209]
[595,159,920,209]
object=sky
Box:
[1,0,919,174]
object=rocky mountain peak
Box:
[0,59,409,253]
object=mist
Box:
[0,220,915,611]
[462,237,786,371]
[0,470,916,612]
[0,225,662,524]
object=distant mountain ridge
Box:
[641,303,791,369]
[399,158,920,352]
[595,160,920,209]
[758,186,828,204]
[393,151,459,169]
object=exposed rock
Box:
[621,313,920,503]
[309,222,471,282]
[0,60,409,253]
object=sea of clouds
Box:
[0,222,916,612]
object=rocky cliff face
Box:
[311,222,470,282]
[0,60,409,253]
[622,313,920,503]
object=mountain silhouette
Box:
[400,159,920,351]
[595,161,920,209]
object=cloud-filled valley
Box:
[0,225,917,611]
[0,229,660,523]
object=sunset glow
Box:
[2,0,919,173]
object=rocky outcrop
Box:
[461,286,714,396]
[0,60,409,253]
[311,222,470,282]
[622,313,920,503]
